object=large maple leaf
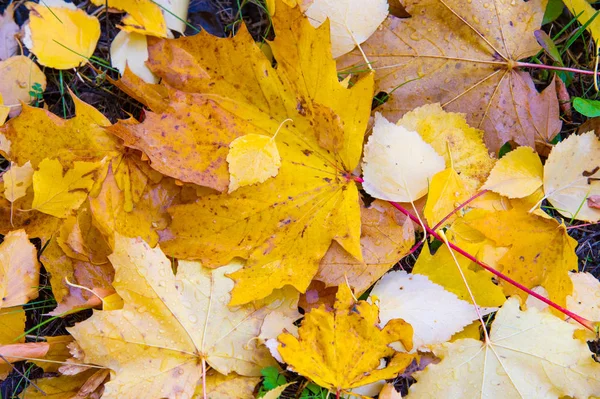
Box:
[406,298,600,398]
[338,0,561,153]
[113,1,374,304]
[70,234,296,399]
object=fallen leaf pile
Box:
[0,0,600,398]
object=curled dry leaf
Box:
[314,199,415,294]
[23,1,101,69]
[278,284,414,391]
[482,146,544,199]
[338,0,562,153]
[20,369,110,399]
[302,0,389,58]
[543,131,600,222]
[362,113,445,202]
[0,342,49,379]
[69,235,298,398]
[110,30,158,84]
[406,298,600,399]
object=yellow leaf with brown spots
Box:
[142,0,372,305]
[0,93,120,169]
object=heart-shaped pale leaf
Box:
[362,113,445,202]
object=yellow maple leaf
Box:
[0,92,119,169]
[0,230,40,308]
[406,298,600,398]
[483,146,544,199]
[24,1,100,69]
[227,133,281,193]
[32,158,100,218]
[89,161,180,248]
[69,234,298,398]
[278,284,414,391]
[114,1,375,305]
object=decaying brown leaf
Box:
[338,0,561,153]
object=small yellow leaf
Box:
[24,1,101,69]
[262,382,296,399]
[482,146,543,198]
[278,284,414,391]
[0,230,40,308]
[362,113,445,202]
[3,161,34,202]
[424,167,471,227]
[32,158,100,218]
[90,0,167,37]
[227,134,281,193]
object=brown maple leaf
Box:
[338,0,561,153]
